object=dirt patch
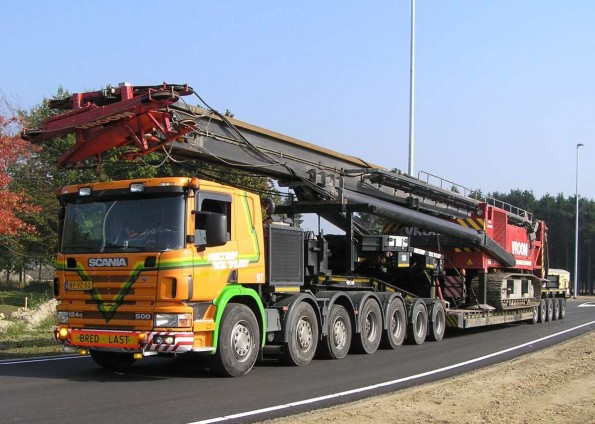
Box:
[263,328,594,424]
[7,298,57,329]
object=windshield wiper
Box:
[102,243,145,252]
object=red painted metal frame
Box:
[22,83,195,167]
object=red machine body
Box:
[445,202,546,278]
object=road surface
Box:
[1,299,593,424]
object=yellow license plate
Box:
[66,281,93,291]
[71,330,138,348]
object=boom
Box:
[23,82,527,267]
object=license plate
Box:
[66,281,93,291]
[71,330,139,348]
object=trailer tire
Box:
[428,301,446,342]
[407,300,428,345]
[558,298,566,319]
[538,299,547,323]
[211,303,259,377]
[529,306,539,324]
[90,350,136,370]
[352,298,382,354]
[545,298,554,322]
[381,298,406,349]
[319,304,352,359]
[282,302,318,366]
[552,297,560,321]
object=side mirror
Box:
[194,211,227,249]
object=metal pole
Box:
[407,0,416,176]
[574,143,584,298]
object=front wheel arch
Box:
[212,285,266,352]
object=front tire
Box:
[90,350,136,370]
[352,298,382,354]
[211,303,259,377]
[282,301,318,366]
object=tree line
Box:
[0,88,593,294]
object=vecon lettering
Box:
[511,241,529,256]
[88,258,128,267]
[75,111,135,130]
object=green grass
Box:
[0,284,64,360]
[0,282,52,310]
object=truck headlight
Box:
[57,311,69,324]
[154,313,192,328]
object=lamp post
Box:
[574,143,584,298]
[407,0,416,176]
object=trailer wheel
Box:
[211,303,259,377]
[406,300,428,345]
[558,298,566,319]
[381,298,406,349]
[282,302,318,366]
[545,298,554,322]
[428,301,446,342]
[552,297,560,321]
[529,306,539,324]
[90,350,136,370]
[352,298,382,354]
[538,299,547,323]
[319,304,352,359]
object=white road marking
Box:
[578,302,595,307]
[0,355,84,365]
[190,321,595,424]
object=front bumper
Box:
[55,327,197,355]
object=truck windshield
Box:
[61,195,185,254]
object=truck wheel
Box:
[529,306,539,324]
[558,298,566,319]
[428,301,446,342]
[538,299,547,323]
[282,302,318,366]
[545,298,553,322]
[406,300,428,345]
[90,350,136,370]
[352,298,382,354]
[211,303,259,377]
[319,304,352,359]
[381,298,406,349]
[552,298,560,321]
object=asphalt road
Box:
[1,299,593,424]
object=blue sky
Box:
[2,1,594,201]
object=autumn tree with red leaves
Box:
[0,97,40,236]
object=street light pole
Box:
[574,143,584,298]
[407,0,416,176]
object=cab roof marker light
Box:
[78,187,91,196]
[130,182,145,192]
[159,182,174,186]
[189,177,200,190]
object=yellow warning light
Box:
[137,332,148,344]
[77,349,89,356]
[57,327,69,341]
[133,353,143,360]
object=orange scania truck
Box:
[24,83,559,377]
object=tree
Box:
[0,96,40,236]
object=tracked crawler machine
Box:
[22,83,560,376]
